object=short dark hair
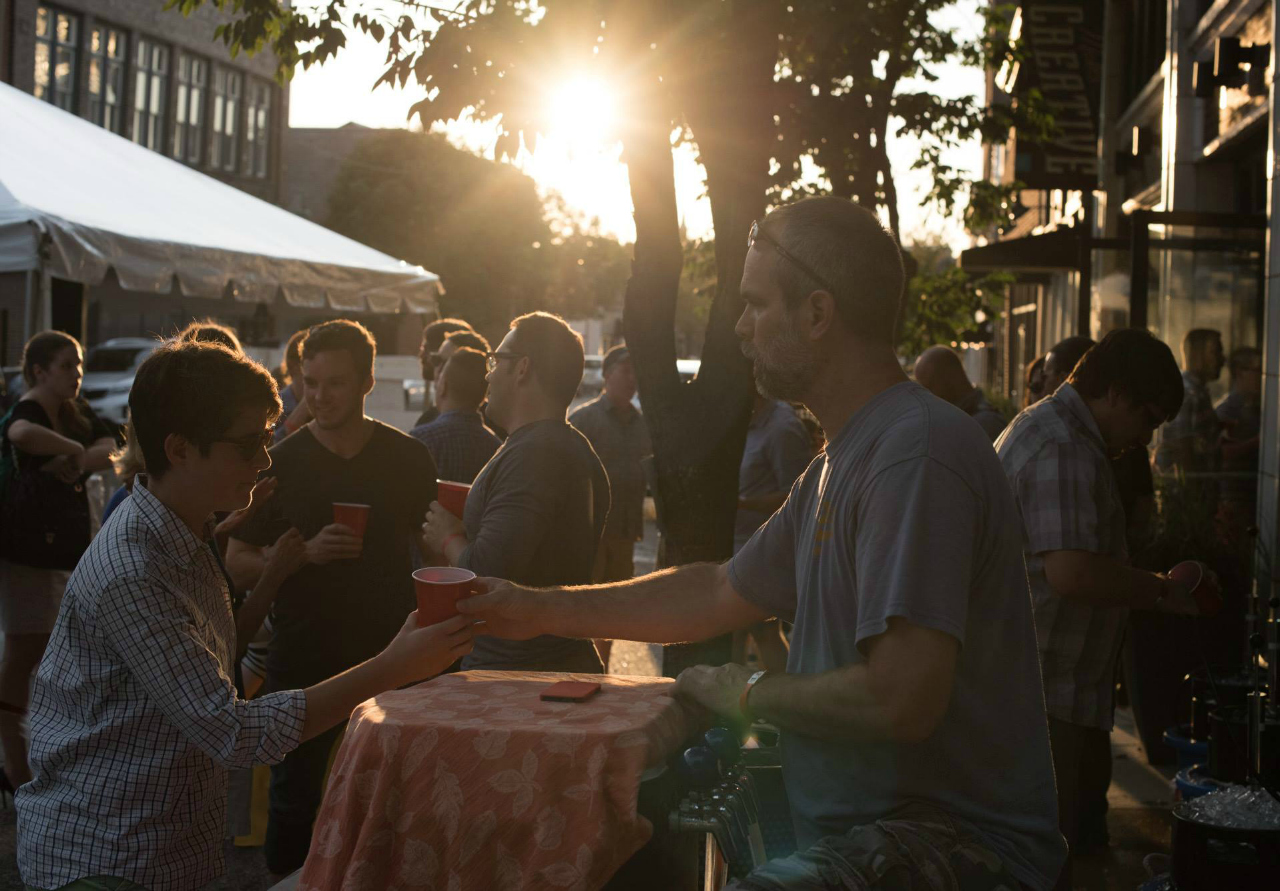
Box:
[1046,336,1095,376]
[760,197,904,343]
[423,317,472,352]
[602,344,631,375]
[279,329,307,381]
[177,318,242,353]
[1068,328,1183,421]
[1183,328,1222,356]
[445,329,491,353]
[302,319,376,380]
[130,340,281,479]
[508,311,584,408]
[443,347,489,409]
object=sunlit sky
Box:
[288,4,984,252]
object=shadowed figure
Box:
[913,345,1006,441]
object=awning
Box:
[0,82,441,314]
[959,228,1083,273]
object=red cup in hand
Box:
[1169,560,1224,617]
[413,567,477,626]
[333,503,371,540]
[437,481,470,519]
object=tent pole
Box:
[23,268,34,342]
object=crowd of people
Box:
[0,193,1252,891]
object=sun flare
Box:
[546,75,617,149]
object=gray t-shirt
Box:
[728,382,1064,890]
[459,418,609,673]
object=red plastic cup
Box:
[332,503,371,540]
[437,481,471,519]
[413,567,477,626]
[1169,560,1224,617]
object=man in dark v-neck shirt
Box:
[228,320,437,876]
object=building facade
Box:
[3,0,286,203]
[966,0,1280,595]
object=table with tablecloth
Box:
[296,670,701,891]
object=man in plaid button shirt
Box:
[996,328,1203,887]
[16,341,473,891]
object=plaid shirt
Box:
[411,409,502,485]
[16,477,306,891]
[996,384,1129,730]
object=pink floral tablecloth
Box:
[297,670,699,891]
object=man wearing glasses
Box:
[461,198,1068,890]
[17,340,472,891]
[996,328,1203,887]
[226,320,442,877]
[422,311,608,674]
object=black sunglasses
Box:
[747,220,841,296]
[212,429,274,460]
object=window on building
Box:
[131,38,170,152]
[173,54,208,164]
[34,5,80,112]
[243,80,272,178]
[210,68,243,172]
[86,24,126,133]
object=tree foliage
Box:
[324,129,630,340]
[169,1,1050,238]
[899,238,1011,359]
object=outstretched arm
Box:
[458,561,771,644]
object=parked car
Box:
[80,337,160,425]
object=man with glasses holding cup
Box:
[422,311,609,675]
[460,198,1068,891]
[16,339,472,891]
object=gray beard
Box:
[746,330,817,403]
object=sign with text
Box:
[1014,0,1105,190]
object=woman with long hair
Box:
[0,331,116,789]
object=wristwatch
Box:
[738,670,769,723]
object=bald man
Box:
[914,346,1007,441]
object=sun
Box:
[546,75,617,149]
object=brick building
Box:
[0,1,437,367]
[2,0,285,203]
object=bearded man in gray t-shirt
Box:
[461,197,1066,891]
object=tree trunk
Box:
[618,3,775,672]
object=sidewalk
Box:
[1072,707,1176,890]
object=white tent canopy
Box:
[0,81,441,321]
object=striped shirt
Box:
[16,477,306,891]
[996,383,1129,730]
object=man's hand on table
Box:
[456,577,549,640]
[378,611,476,687]
[672,663,755,721]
